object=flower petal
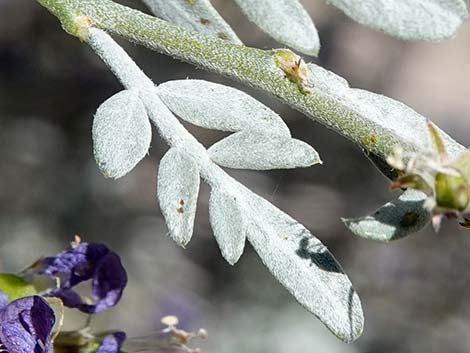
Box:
[0,289,8,309]
[0,296,55,353]
[39,242,127,313]
[96,332,127,353]
[89,252,128,313]
[41,242,110,288]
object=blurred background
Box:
[1,1,470,352]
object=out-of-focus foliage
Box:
[327,0,468,41]
[143,0,468,56]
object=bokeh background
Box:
[2,1,470,352]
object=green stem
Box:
[36,0,413,171]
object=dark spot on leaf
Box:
[217,32,229,40]
[296,237,342,273]
[179,199,185,206]
[177,207,184,214]
[459,219,470,228]
[361,134,378,149]
[200,18,210,25]
[400,212,419,227]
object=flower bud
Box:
[434,172,470,211]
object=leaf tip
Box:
[168,230,191,248]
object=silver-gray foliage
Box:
[306,62,466,240]
[208,130,321,170]
[243,189,363,342]
[233,0,320,55]
[209,187,247,265]
[158,79,321,170]
[158,80,289,134]
[157,147,200,247]
[327,0,468,41]
[142,0,468,58]
[87,27,363,342]
[343,190,431,242]
[307,63,465,157]
[92,89,152,179]
[35,0,470,345]
[141,0,241,43]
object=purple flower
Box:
[96,332,126,353]
[39,240,127,314]
[0,290,8,308]
[0,294,55,353]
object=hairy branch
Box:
[36,0,419,169]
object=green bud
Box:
[435,172,470,211]
[450,150,470,180]
[273,49,312,94]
